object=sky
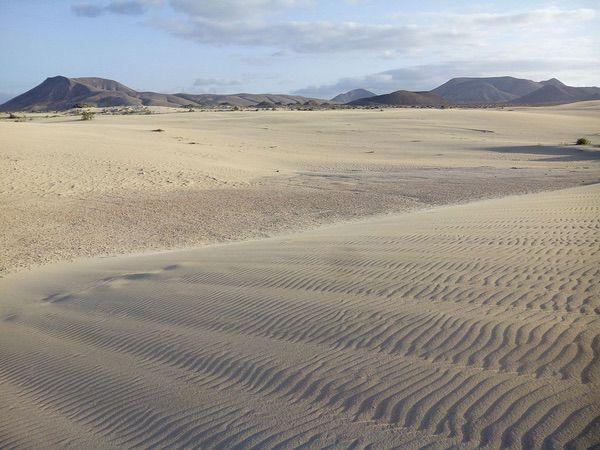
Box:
[0,0,599,101]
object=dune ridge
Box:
[1,184,598,448]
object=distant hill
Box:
[432,76,600,105]
[0,76,189,111]
[5,75,600,112]
[0,76,324,112]
[331,89,376,104]
[509,81,600,105]
[432,76,542,104]
[175,92,320,108]
[348,90,448,107]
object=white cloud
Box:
[70,1,600,89]
[74,3,599,61]
[106,0,155,15]
[161,19,468,54]
[170,0,313,19]
[72,0,160,17]
[194,77,241,87]
[71,3,105,17]
[423,7,598,27]
[154,5,598,57]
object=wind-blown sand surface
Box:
[1,105,599,273]
[1,184,599,448]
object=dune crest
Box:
[1,185,598,448]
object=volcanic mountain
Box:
[4,75,600,111]
[508,80,600,105]
[432,76,600,105]
[348,90,448,107]
[0,76,323,111]
[331,89,376,104]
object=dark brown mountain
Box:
[5,75,599,112]
[0,76,324,111]
[348,90,448,107]
[432,76,542,104]
[432,76,600,105]
[331,89,376,104]
[509,82,600,105]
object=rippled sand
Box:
[1,184,598,448]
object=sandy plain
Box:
[1,104,599,273]
[0,103,599,448]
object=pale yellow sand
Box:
[1,104,599,447]
[0,184,599,448]
[1,105,599,273]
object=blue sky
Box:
[1,0,599,100]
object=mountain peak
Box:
[41,75,73,88]
[432,76,543,103]
[431,76,599,105]
[540,78,566,87]
[45,75,70,82]
[331,88,376,104]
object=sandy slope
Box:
[1,184,598,449]
[2,105,599,273]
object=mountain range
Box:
[0,76,324,112]
[431,76,600,105]
[2,75,599,112]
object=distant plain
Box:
[1,103,599,273]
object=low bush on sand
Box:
[81,110,95,121]
[576,138,590,145]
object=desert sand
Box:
[1,184,599,448]
[1,104,599,448]
[1,105,599,273]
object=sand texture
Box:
[1,184,599,449]
[2,106,599,273]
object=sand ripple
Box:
[0,185,599,448]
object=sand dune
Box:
[2,106,599,273]
[1,184,598,448]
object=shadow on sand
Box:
[483,145,600,162]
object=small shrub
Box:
[151,128,165,132]
[8,112,19,119]
[81,110,95,121]
[576,137,590,145]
